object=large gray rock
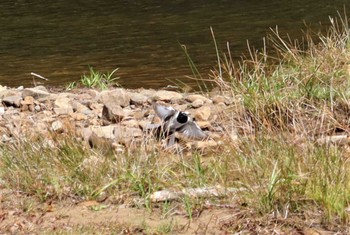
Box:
[2,95,22,108]
[99,89,130,108]
[102,103,125,123]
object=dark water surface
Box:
[1,1,350,89]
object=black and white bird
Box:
[149,103,207,147]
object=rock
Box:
[0,106,4,115]
[21,96,35,105]
[54,95,73,115]
[22,88,50,99]
[212,95,232,105]
[99,89,130,108]
[186,94,209,102]
[194,106,211,121]
[114,125,143,144]
[192,99,204,108]
[33,85,49,92]
[34,105,41,112]
[88,133,114,149]
[2,95,22,108]
[153,90,183,101]
[139,89,156,97]
[80,127,92,141]
[70,113,87,121]
[121,119,139,128]
[51,120,63,133]
[196,121,211,129]
[20,96,35,112]
[0,89,20,99]
[0,85,7,92]
[72,101,92,115]
[89,103,104,116]
[129,92,148,105]
[91,125,115,139]
[133,110,147,120]
[102,103,125,123]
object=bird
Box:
[148,103,208,147]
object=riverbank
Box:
[1,16,350,234]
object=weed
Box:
[80,67,120,89]
[65,67,120,90]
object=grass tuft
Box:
[66,66,120,90]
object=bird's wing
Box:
[153,103,176,120]
[177,121,207,140]
[144,123,162,130]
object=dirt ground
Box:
[0,188,234,234]
[0,188,346,234]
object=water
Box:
[0,1,349,89]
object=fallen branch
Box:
[150,186,244,202]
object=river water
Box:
[0,1,349,89]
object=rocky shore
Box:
[0,85,237,152]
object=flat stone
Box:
[153,90,183,101]
[129,92,148,105]
[22,88,50,99]
[99,89,130,108]
[2,95,22,108]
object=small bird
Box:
[149,103,207,147]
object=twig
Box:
[30,72,49,81]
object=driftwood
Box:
[150,186,243,202]
[316,135,350,145]
[30,72,49,81]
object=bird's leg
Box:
[167,133,176,147]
